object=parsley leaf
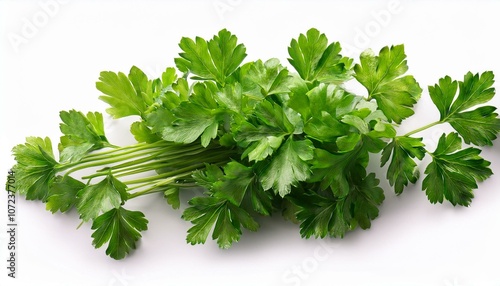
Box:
[175,29,247,86]
[381,136,426,194]
[182,196,258,248]
[46,175,85,213]
[97,66,177,119]
[234,99,295,161]
[288,28,353,83]
[12,137,59,201]
[59,110,110,162]
[289,84,359,142]
[77,173,128,221]
[246,58,290,96]
[213,161,256,206]
[422,133,492,206]
[161,102,219,147]
[293,170,384,238]
[309,145,368,198]
[448,106,500,146]
[97,68,148,118]
[91,207,148,260]
[354,45,422,123]
[261,137,314,197]
[130,121,161,143]
[429,72,500,146]
[163,187,180,209]
[193,162,273,216]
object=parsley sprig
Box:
[9,28,499,259]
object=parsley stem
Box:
[126,167,202,198]
[79,146,230,180]
[404,120,442,136]
[78,141,185,163]
[114,152,229,178]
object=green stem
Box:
[81,146,227,180]
[404,120,442,137]
[127,171,196,198]
[112,153,216,178]
[123,163,206,185]
[64,144,187,176]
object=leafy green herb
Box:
[91,207,148,260]
[8,28,498,259]
[422,133,492,206]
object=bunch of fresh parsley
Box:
[9,28,499,259]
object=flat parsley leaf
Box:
[97,66,176,119]
[354,45,422,124]
[130,121,161,143]
[429,72,500,146]
[77,173,128,221]
[288,28,353,83]
[381,136,426,194]
[59,110,110,162]
[175,29,247,86]
[422,133,492,206]
[163,187,180,209]
[91,207,148,260]
[12,137,58,201]
[293,171,384,238]
[182,196,258,248]
[193,162,273,216]
[161,102,219,147]
[46,175,85,213]
[309,141,371,198]
[97,68,148,118]
[261,138,314,197]
[246,58,290,96]
[234,99,295,161]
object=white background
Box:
[1,1,500,285]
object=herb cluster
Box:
[9,28,499,259]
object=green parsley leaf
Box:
[193,162,273,215]
[214,83,244,113]
[233,99,296,161]
[59,110,110,162]
[354,45,422,124]
[304,112,348,142]
[161,103,219,147]
[98,66,177,119]
[236,124,284,162]
[91,207,148,260]
[289,84,358,142]
[46,175,85,213]
[163,187,180,209]
[429,72,500,146]
[246,58,290,96]
[192,163,224,192]
[422,133,492,206]
[309,145,368,198]
[346,171,385,231]
[130,121,161,143]
[261,138,314,197]
[213,161,255,206]
[448,106,500,146]
[288,28,353,83]
[293,171,384,238]
[77,173,128,221]
[12,137,58,201]
[175,29,247,86]
[381,136,425,194]
[182,196,258,248]
[97,68,148,118]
